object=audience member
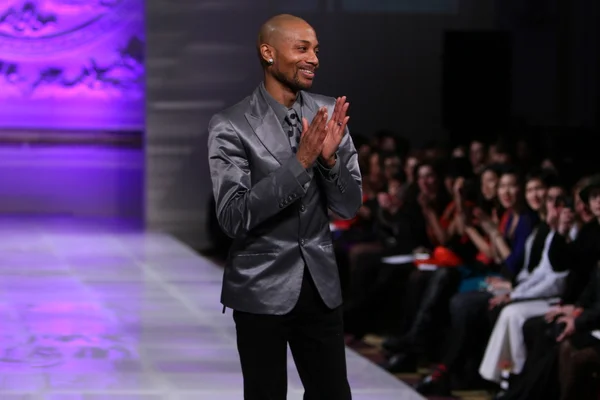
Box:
[326,130,600,399]
[488,139,513,165]
[479,178,572,385]
[496,176,600,400]
[477,164,501,215]
[469,139,488,175]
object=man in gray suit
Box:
[208,14,362,399]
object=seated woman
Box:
[496,174,600,400]
[343,173,427,338]
[383,167,544,373]
[343,162,449,339]
[404,161,452,248]
[479,178,573,385]
[381,159,481,370]
[414,166,538,396]
[479,164,502,215]
[338,151,407,270]
[461,165,540,291]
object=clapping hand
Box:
[473,208,497,235]
[320,96,350,166]
[297,107,329,169]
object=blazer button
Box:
[300,204,306,212]
[300,239,305,246]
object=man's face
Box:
[525,179,547,212]
[268,21,319,91]
[588,189,600,218]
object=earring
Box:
[268,58,274,65]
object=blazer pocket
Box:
[231,252,277,271]
[236,252,278,257]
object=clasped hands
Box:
[296,96,350,169]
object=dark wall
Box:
[145,0,495,249]
[496,0,599,128]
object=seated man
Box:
[496,174,600,400]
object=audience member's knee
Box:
[499,303,520,320]
[433,267,456,283]
[523,315,546,333]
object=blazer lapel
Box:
[300,91,319,130]
[245,87,291,165]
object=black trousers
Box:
[501,316,560,400]
[233,268,352,400]
[440,290,496,388]
[399,268,461,352]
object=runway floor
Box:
[0,217,423,399]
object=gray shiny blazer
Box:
[207,84,363,315]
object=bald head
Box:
[257,14,308,50]
[257,14,319,93]
[257,14,316,68]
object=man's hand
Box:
[556,315,576,342]
[557,207,575,236]
[545,305,577,322]
[297,107,329,169]
[320,96,350,166]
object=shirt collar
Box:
[259,82,303,126]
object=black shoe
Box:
[493,391,507,400]
[381,335,411,353]
[380,352,417,373]
[414,367,452,397]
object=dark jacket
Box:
[551,220,600,304]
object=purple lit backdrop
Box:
[0,0,144,130]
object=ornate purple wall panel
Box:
[0,0,144,130]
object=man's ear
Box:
[260,44,274,64]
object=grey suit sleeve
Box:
[315,126,363,219]
[208,114,311,238]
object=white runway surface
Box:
[0,217,423,399]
